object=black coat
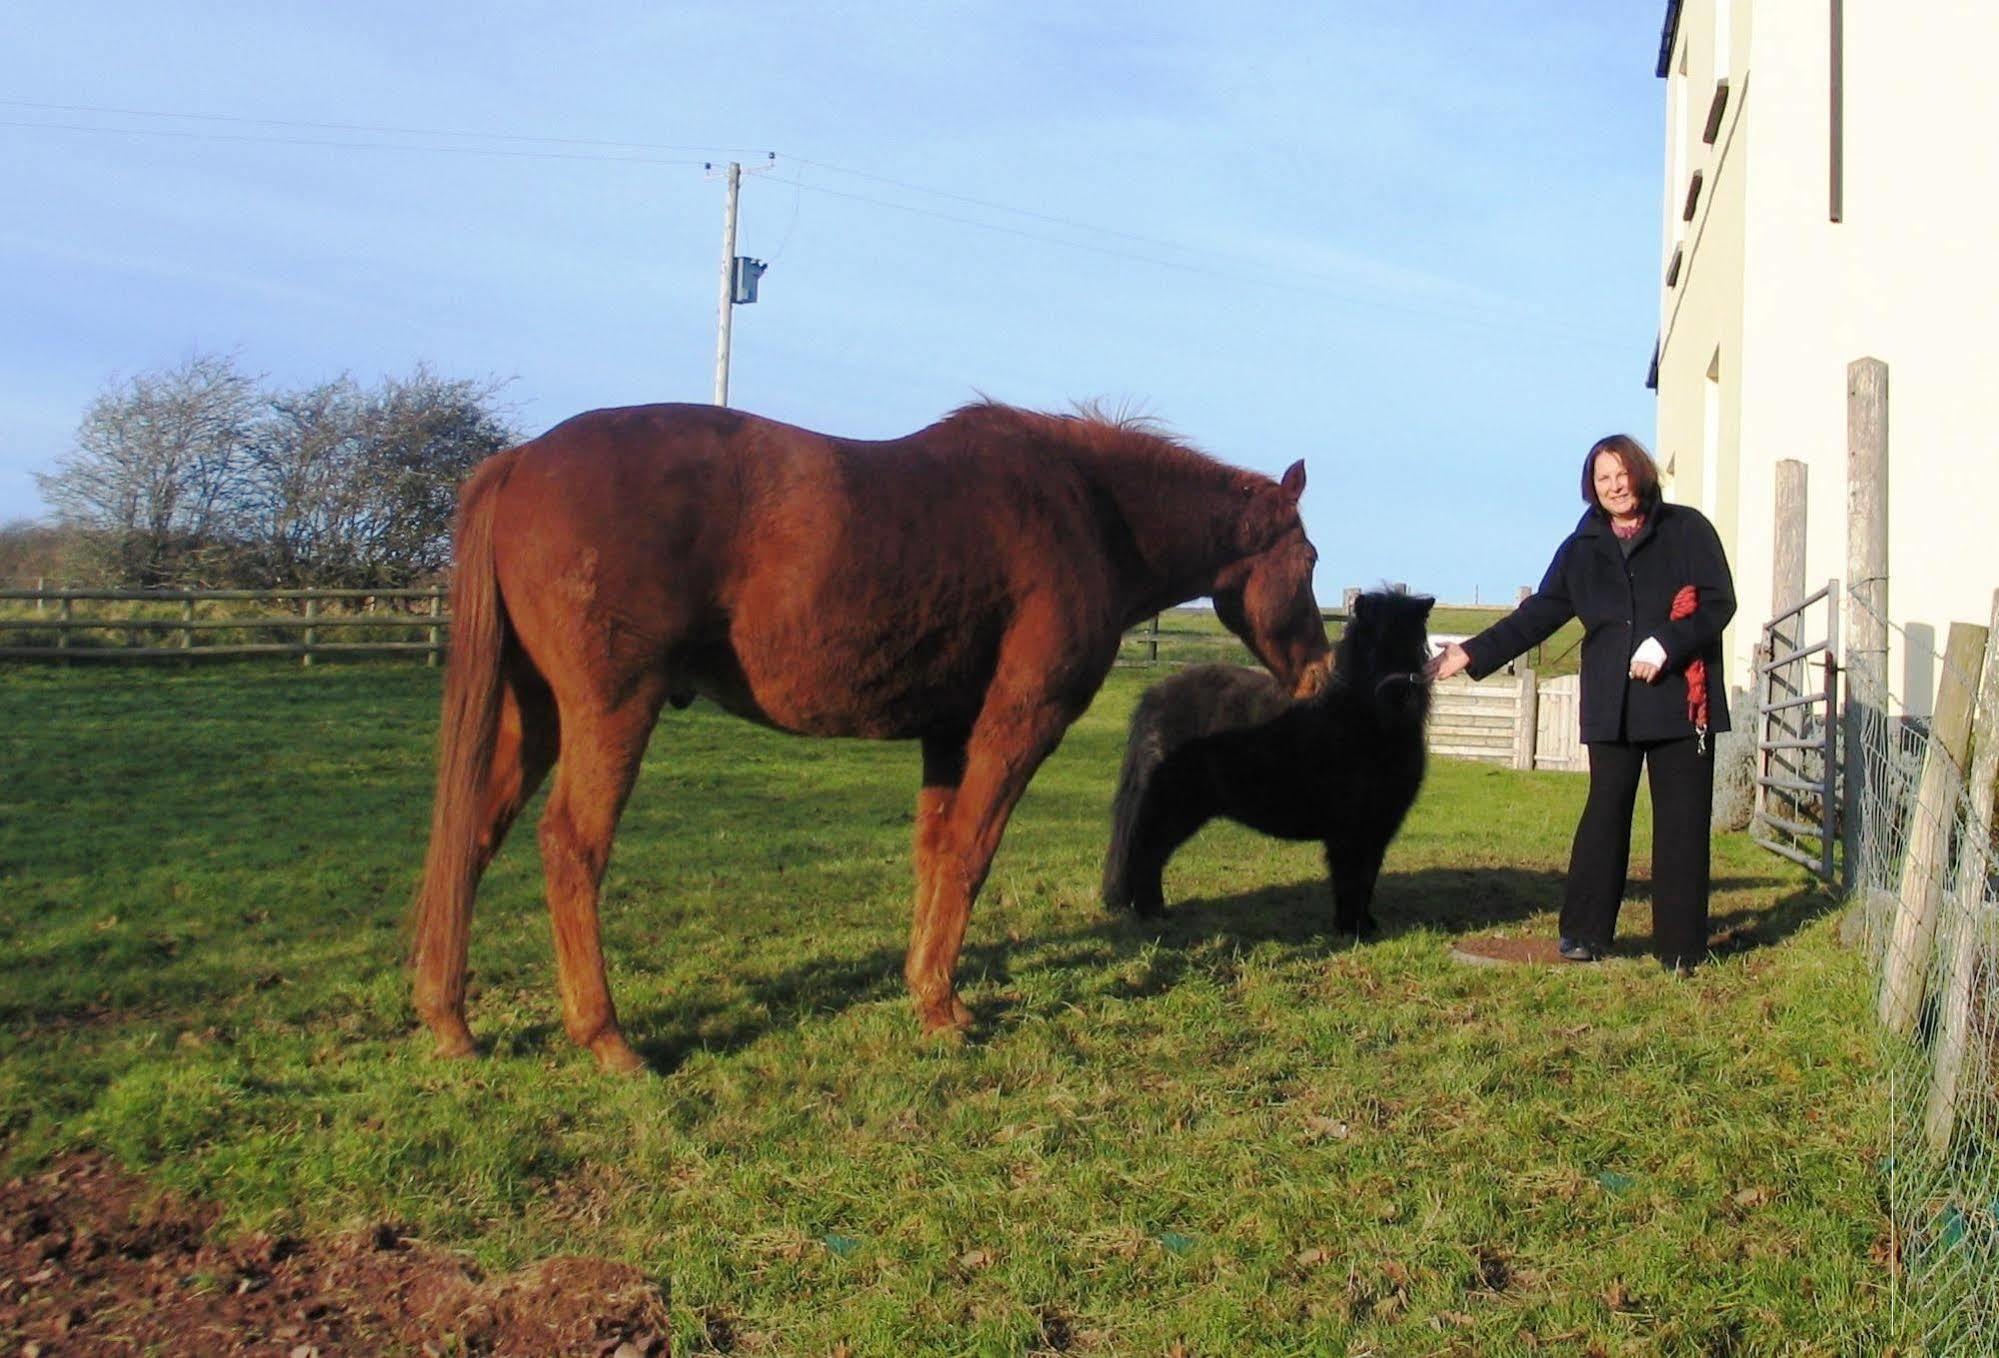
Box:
[1462,500,1737,743]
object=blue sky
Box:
[1,3,1668,602]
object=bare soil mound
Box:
[0,1154,669,1356]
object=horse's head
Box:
[1211,460,1331,697]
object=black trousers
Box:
[1561,736,1715,967]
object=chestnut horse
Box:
[412,401,1329,1071]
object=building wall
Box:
[1655,0,1750,686]
[1655,0,1999,715]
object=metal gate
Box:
[1752,580,1841,880]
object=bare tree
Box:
[240,366,515,587]
[245,376,375,587]
[347,366,515,584]
[37,355,519,589]
[35,353,262,586]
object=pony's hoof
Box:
[589,1032,649,1075]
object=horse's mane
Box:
[936,399,1240,483]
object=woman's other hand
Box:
[1629,636,1667,683]
[1425,641,1471,682]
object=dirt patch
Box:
[0,1154,669,1356]
[1449,934,1574,967]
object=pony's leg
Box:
[1325,834,1387,938]
[1127,780,1210,918]
[906,699,1073,1036]
[417,670,559,1058]
[535,688,664,1073]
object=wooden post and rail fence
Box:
[0,584,447,666]
[0,582,1584,769]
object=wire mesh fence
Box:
[1841,587,1999,1353]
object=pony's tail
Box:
[410,452,517,1035]
[1102,695,1169,910]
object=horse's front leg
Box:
[906,698,1073,1037]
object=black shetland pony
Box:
[1102,589,1434,936]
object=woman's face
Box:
[1592,451,1639,519]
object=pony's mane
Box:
[937,399,1240,482]
[1324,588,1432,697]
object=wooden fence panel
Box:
[0,586,449,665]
[1534,675,1586,771]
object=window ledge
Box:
[1702,77,1730,144]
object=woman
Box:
[1426,435,1735,970]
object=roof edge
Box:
[1656,0,1684,77]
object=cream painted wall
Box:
[1654,0,1999,715]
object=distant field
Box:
[0,662,1886,1355]
[1127,605,1585,679]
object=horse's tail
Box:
[1102,691,1171,910]
[410,451,518,1028]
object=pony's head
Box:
[1336,589,1436,713]
[1211,460,1331,697]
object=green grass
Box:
[0,661,1887,1355]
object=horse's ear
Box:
[1414,594,1436,618]
[1279,460,1306,500]
[1351,592,1372,624]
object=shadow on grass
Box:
[627,861,1834,1071]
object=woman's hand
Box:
[1629,636,1667,684]
[1425,641,1471,682]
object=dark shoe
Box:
[1557,937,1601,963]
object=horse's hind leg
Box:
[416,666,558,1058]
[536,687,664,1073]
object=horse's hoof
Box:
[426,1019,478,1060]
[588,1032,649,1075]
[919,996,975,1039]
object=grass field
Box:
[0,659,1887,1355]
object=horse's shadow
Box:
[628,861,1841,1071]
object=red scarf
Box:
[1671,584,1708,748]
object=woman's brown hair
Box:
[1580,434,1662,511]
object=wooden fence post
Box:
[1844,358,1889,895]
[35,577,45,617]
[180,598,194,655]
[428,588,443,668]
[1513,667,1538,771]
[1148,614,1160,665]
[1880,620,1986,1036]
[1764,461,1810,825]
[57,594,70,664]
[1923,589,1999,1151]
[302,595,317,668]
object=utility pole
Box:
[707,154,774,407]
[712,160,741,406]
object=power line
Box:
[0,101,1623,347]
[0,98,764,155]
[0,118,713,166]
[769,175,1622,349]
